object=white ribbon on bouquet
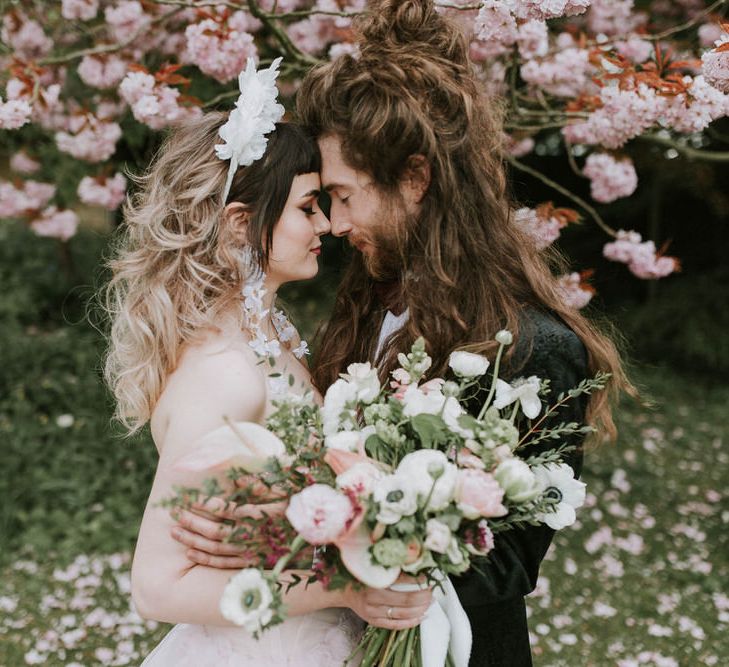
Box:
[389,572,472,667]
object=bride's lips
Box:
[310,246,321,256]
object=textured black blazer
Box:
[451,309,589,667]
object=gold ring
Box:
[387,607,394,619]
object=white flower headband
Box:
[216,57,286,203]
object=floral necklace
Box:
[241,270,309,361]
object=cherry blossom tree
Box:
[1,0,728,304]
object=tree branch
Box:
[39,8,184,65]
[637,133,729,162]
[647,0,728,41]
[506,155,617,237]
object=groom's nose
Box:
[329,204,353,237]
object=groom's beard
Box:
[359,233,400,281]
[356,197,408,281]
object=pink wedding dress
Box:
[141,608,364,666]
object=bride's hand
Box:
[170,494,288,569]
[342,577,433,630]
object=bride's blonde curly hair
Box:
[103,113,320,434]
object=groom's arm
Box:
[451,314,589,606]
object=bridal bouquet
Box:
[168,331,607,667]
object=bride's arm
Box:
[131,347,431,628]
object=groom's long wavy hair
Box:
[300,0,630,441]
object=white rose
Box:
[396,449,458,511]
[345,362,381,403]
[423,518,452,554]
[401,385,444,417]
[322,378,358,435]
[220,569,275,634]
[325,430,362,452]
[373,474,419,524]
[494,459,541,503]
[448,351,490,378]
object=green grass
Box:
[1,221,727,665]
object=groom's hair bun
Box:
[356,0,468,67]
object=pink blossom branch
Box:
[505,155,618,238]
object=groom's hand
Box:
[170,493,288,569]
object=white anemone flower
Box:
[373,473,419,524]
[493,375,542,419]
[533,463,586,530]
[220,569,275,633]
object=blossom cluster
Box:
[78,54,129,90]
[62,0,99,22]
[0,95,32,129]
[701,33,729,94]
[0,180,56,218]
[514,203,578,249]
[603,230,679,280]
[55,113,122,163]
[583,153,638,203]
[556,272,595,309]
[119,69,201,130]
[29,206,80,242]
[184,10,258,83]
[77,173,127,211]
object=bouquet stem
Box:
[356,626,421,667]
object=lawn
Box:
[1,225,726,666]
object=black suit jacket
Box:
[451,310,589,667]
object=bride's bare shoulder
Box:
[151,328,266,455]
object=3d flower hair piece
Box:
[216,57,286,202]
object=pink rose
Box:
[455,469,508,519]
[285,484,354,545]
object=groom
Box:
[172,1,620,664]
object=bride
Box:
[104,60,432,665]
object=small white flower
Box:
[494,458,541,503]
[396,449,458,511]
[220,569,275,633]
[533,463,586,530]
[424,518,451,553]
[495,330,513,345]
[373,474,419,524]
[292,340,310,358]
[56,414,74,428]
[448,351,490,377]
[493,376,542,419]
